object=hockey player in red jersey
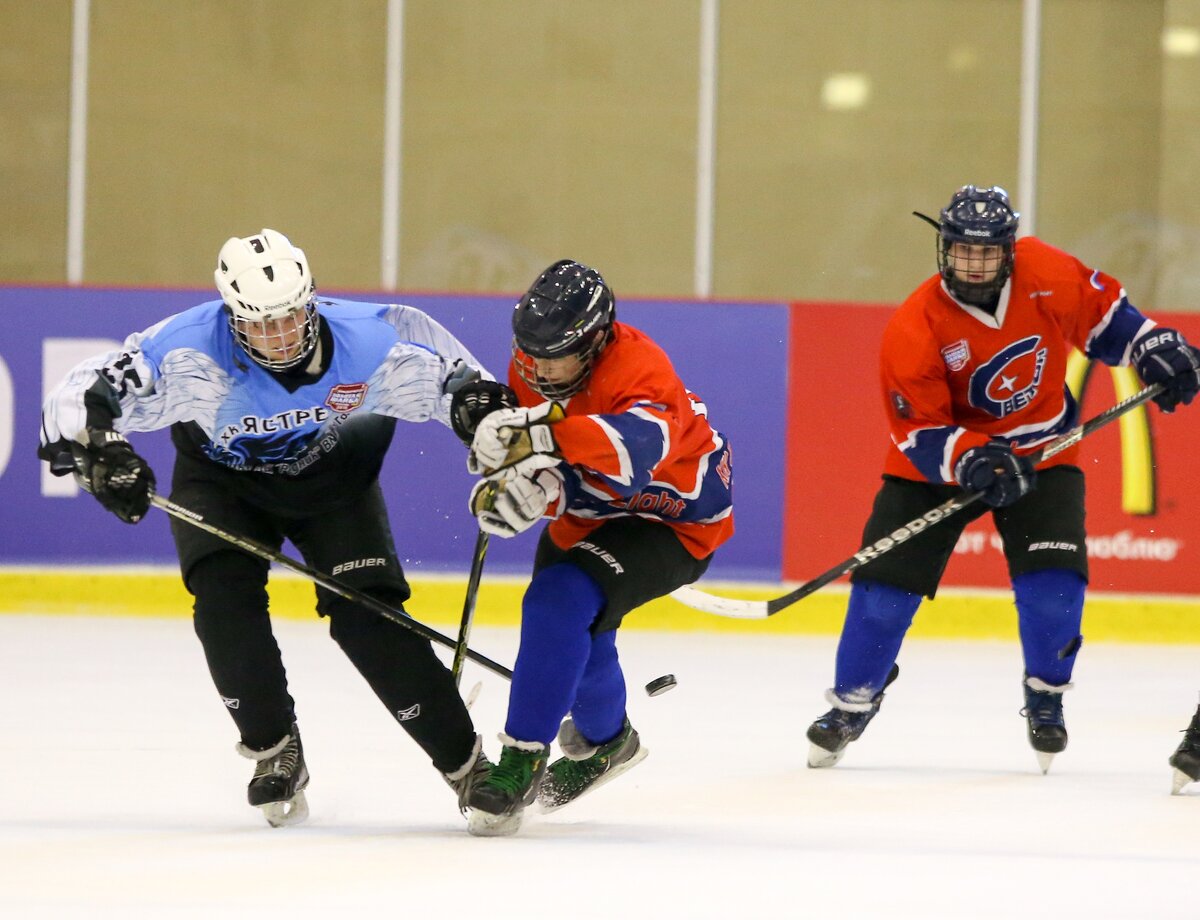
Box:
[805,185,1200,774]
[457,260,734,835]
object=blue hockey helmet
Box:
[512,259,615,398]
[934,185,1020,306]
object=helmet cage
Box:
[936,185,1019,306]
[227,298,320,372]
[513,328,608,399]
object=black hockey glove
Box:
[73,430,156,524]
[954,442,1036,508]
[1132,327,1200,413]
[449,379,519,447]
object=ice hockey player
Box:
[1169,699,1200,794]
[459,259,734,835]
[804,186,1200,774]
[39,229,502,827]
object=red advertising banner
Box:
[783,302,1200,596]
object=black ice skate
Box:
[236,723,310,827]
[537,716,648,813]
[466,733,548,837]
[806,664,900,768]
[442,733,493,812]
[1169,704,1200,795]
[1021,676,1071,774]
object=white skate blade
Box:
[1035,751,1056,774]
[260,790,309,827]
[537,745,649,814]
[467,808,523,837]
[807,742,846,769]
[1171,768,1194,795]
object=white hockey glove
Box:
[469,468,564,538]
[467,401,565,480]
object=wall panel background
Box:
[5,1,1198,308]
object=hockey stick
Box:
[452,528,489,689]
[149,494,514,680]
[671,383,1164,619]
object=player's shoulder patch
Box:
[889,390,913,420]
[940,338,971,372]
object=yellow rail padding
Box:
[1,569,1197,644]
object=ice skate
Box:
[806,664,899,768]
[236,722,309,827]
[1021,676,1071,774]
[466,734,548,837]
[442,733,493,812]
[1169,705,1200,795]
[537,716,648,813]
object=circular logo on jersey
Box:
[968,335,1047,418]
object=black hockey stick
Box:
[149,494,514,679]
[671,383,1164,619]
[452,528,489,685]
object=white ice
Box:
[0,613,1195,919]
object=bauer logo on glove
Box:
[1131,327,1200,413]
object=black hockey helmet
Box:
[512,259,615,398]
[925,185,1020,306]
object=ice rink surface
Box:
[0,612,1195,919]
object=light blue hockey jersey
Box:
[41,298,490,505]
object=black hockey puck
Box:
[644,674,677,697]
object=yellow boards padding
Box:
[2,569,1198,644]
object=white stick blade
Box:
[668,585,770,619]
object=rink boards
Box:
[3,284,1199,641]
[2,568,1198,644]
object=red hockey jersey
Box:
[880,236,1156,483]
[509,322,734,559]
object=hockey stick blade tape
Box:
[644,674,677,697]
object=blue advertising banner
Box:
[1,286,787,580]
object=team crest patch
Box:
[325,383,368,412]
[941,339,971,372]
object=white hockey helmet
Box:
[214,229,319,370]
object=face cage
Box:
[229,299,320,371]
[937,238,1014,306]
[513,339,601,399]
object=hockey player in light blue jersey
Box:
[39,229,505,827]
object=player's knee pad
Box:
[1013,569,1085,676]
[846,580,922,633]
[522,563,606,637]
[326,591,423,653]
[834,580,921,697]
[189,551,270,638]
